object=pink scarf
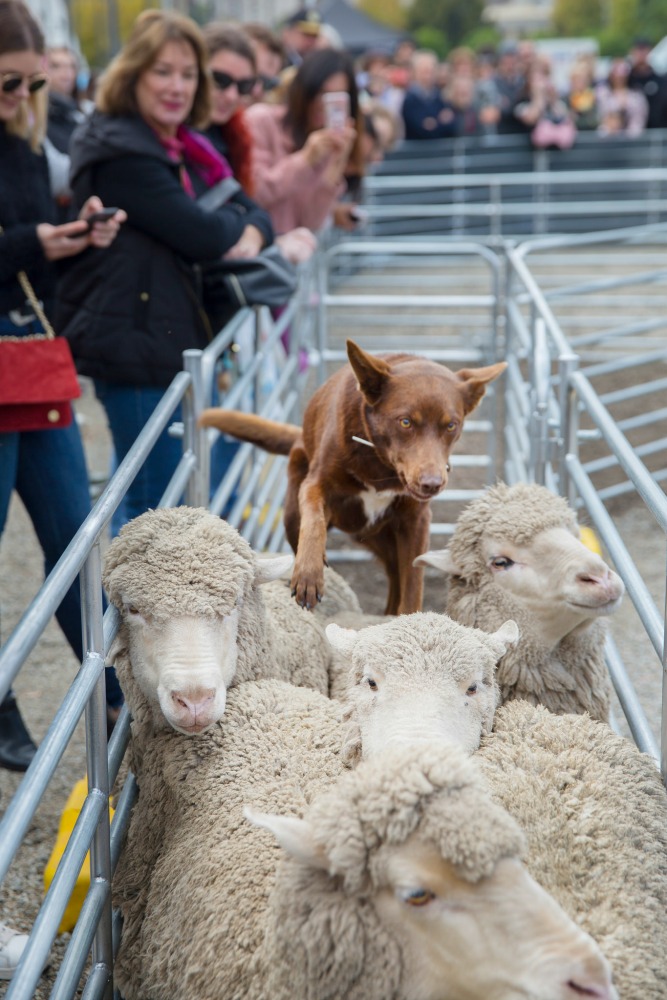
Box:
[158,125,233,197]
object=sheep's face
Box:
[372,843,617,1000]
[480,526,624,645]
[121,603,240,734]
[328,615,518,756]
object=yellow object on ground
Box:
[579,526,602,556]
[43,777,114,934]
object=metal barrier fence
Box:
[0,225,665,998]
[363,167,667,238]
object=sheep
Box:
[415,481,625,721]
[113,679,616,1000]
[328,616,667,1000]
[477,701,667,1000]
[103,505,355,736]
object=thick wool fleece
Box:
[254,743,525,1000]
[444,483,610,720]
[103,507,331,727]
[113,680,346,1000]
[478,701,667,999]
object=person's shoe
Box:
[0,922,29,981]
[0,694,38,772]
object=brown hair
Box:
[96,9,210,129]
[243,22,286,65]
[0,0,47,149]
[203,22,256,68]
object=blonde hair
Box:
[0,0,47,151]
[96,9,211,129]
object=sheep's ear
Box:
[325,623,360,658]
[244,807,328,869]
[490,620,520,654]
[106,631,127,667]
[254,553,294,585]
[413,548,461,575]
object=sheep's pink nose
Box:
[170,688,216,723]
[576,568,623,602]
[565,978,614,999]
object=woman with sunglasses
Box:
[202,22,315,265]
[56,9,275,537]
[0,0,126,787]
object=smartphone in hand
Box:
[84,207,120,229]
[66,207,120,238]
[323,92,350,131]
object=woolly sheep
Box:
[477,701,667,1000]
[327,612,518,758]
[330,616,667,1000]
[113,679,616,1000]
[103,506,345,735]
[415,482,624,721]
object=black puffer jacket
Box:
[0,124,55,315]
[56,112,273,387]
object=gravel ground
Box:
[1,249,665,996]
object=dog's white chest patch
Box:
[359,488,397,523]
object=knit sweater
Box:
[244,103,344,235]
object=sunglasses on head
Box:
[1,71,48,94]
[211,69,256,96]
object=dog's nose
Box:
[417,475,445,496]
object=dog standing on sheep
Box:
[200,340,506,615]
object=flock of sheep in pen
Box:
[102,353,667,999]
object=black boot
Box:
[0,693,38,772]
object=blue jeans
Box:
[0,422,123,708]
[93,381,239,537]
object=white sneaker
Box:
[0,922,29,981]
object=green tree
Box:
[407,0,485,49]
[413,25,449,57]
[551,0,603,36]
[358,0,406,31]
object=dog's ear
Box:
[346,340,392,405]
[455,362,507,415]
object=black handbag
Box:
[200,244,298,310]
[193,177,297,319]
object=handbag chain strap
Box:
[0,224,56,341]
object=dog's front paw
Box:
[290,566,324,611]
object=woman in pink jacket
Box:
[245,48,362,235]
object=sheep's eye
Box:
[404,889,435,907]
[125,604,140,616]
[365,677,378,691]
[490,556,514,570]
[466,682,478,696]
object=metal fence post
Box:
[558,353,580,505]
[529,317,551,484]
[81,544,113,1000]
[182,349,209,508]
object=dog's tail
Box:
[198,409,301,456]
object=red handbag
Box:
[0,233,81,433]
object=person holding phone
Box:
[244,47,363,235]
[56,9,275,536]
[0,0,125,774]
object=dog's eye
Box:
[490,556,514,570]
[466,682,478,696]
[446,420,458,432]
[399,417,412,428]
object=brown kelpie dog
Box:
[199,341,506,615]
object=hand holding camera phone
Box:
[323,91,350,131]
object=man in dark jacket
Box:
[401,50,456,140]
